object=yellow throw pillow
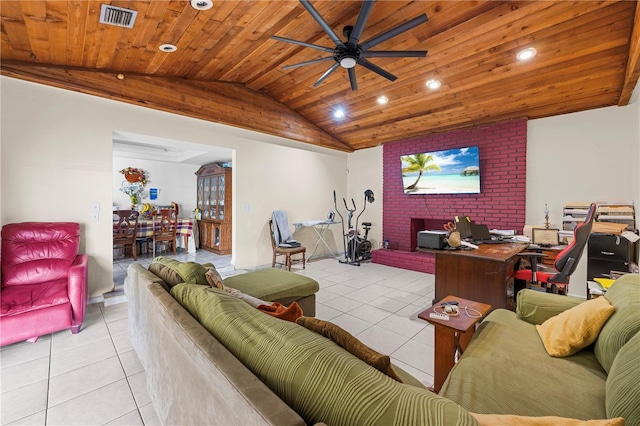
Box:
[536,296,615,357]
[471,413,624,425]
[296,316,403,383]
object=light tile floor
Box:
[1,251,436,425]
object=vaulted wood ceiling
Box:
[2,1,639,152]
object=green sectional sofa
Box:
[125,259,638,425]
[440,273,640,424]
[125,262,476,425]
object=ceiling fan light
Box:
[340,57,357,69]
[190,0,213,11]
[516,47,537,61]
[426,79,441,90]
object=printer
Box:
[417,230,448,250]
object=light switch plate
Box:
[90,212,99,222]
[90,202,100,212]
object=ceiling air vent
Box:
[100,4,137,28]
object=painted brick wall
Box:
[374,118,527,272]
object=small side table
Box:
[418,295,491,393]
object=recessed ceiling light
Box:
[377,95,388,105]
[190,0,213,11]
[159,44,177,53]
[426,79,441,90]
[516,47,537,61]
[334,109,345,119]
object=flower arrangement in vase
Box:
[119,167,149,208]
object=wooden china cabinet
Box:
[195,162,232,255]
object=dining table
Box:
[134,217,195,254]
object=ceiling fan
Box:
[271,0,428,90]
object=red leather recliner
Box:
[1,222,88,346]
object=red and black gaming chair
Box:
[514,202,596,294]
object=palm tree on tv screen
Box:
[402,153,442,190]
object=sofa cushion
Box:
[1,222,80,287]
[517,289,585,325]
[536,296,615,357]
[594,273,640,374]
[440,308,607,420]
[296,316,403,382]
[149,257,213,287]
[222,268,319,301]
[1,280,70,316]
[606,330,640,425]
[171,283,477,426]
[148,263,183,289]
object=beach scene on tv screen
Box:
[401,146,480,194]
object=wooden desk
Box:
[419,243,529,311]
[418,296,491,393]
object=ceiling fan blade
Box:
[360,14,428,51]
[348,0,375,46]
[282,56,336,70]
[300,0,344,47]
[364,50,427,58]
[270,35,335,53]
[359,59,397,82]
[348,67,358,91]
[313,62,341,87]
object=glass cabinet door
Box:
[211,176,218,219]
[197,178,204,212]
[203,177,210,219]
[218,175,225,220]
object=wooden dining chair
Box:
[113,210,139,260]
[269,219,306,271]
[152,208,178,257]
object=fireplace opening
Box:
[410,218,450,251]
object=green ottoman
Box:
[223,268,320,317]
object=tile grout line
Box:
[105,305,147,424]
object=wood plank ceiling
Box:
[2,1,639,152]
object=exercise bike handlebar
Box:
[333,190,347,255]
[354,193,369,230]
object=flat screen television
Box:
[400,146,480,195]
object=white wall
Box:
[1,76,347,298]
[346,147,383,249]
[112,157,198,214]
[527,101,639,297]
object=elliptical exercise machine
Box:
[333,189,375,266]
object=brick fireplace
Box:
[372,119,528,273]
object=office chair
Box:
[514,202,596,294]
